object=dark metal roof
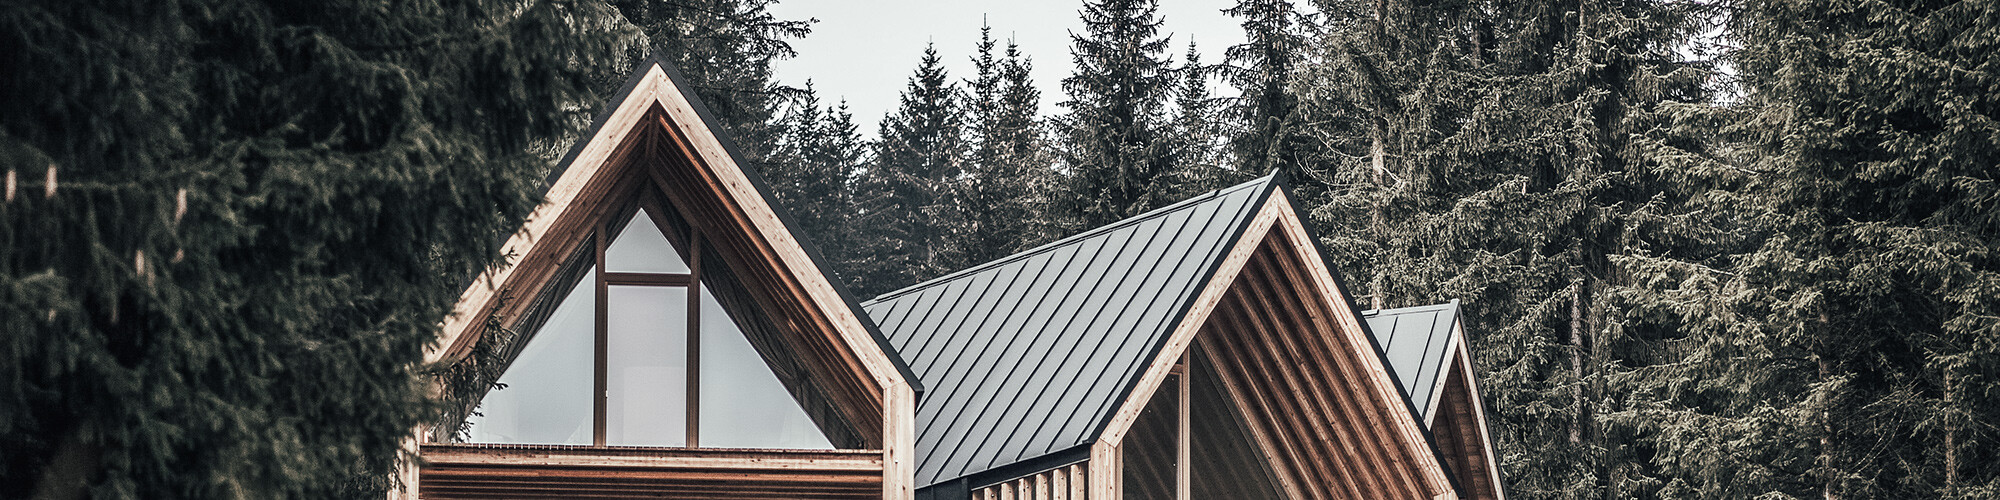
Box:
[864,176,1279,488]
[1361,300,1462,422]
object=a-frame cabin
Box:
[407,57,921,499]
[865,175,1501,500]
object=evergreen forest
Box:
[1,0,1995,498]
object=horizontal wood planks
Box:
[419,444,884,499]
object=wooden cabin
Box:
[866,177,1503,500]
[408,57,920,499]
[401,59,1507,499]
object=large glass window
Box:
[464,269,596,445]
[466,206,833,450]
[1122,351,1286,500]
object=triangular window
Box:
[465,206,833,449]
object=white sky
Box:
[769,0,1248,136]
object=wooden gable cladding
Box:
[1086,190,1459,500]
[1193,239,1446,499]
[414,60,917,499]
[1431,341,1505,500]
[419,443,884,499]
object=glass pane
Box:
[465,269,596,445]
[605,208,689,273]
[607,285,688,446]
[698,290,835,449]
[1122,373,1180,500]
[1191,355,1285,500]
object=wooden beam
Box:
[1098,197,1281,447]
[1194,339,1307,500]
[1263,191,1457,497]
[1241,253,1418,498]
[432,66,670,365]
[1213,286,1363,499]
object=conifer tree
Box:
[1168,42,1234,196]
[960,29,1059,266]
[1221,0,1308,175]
[1691,1,2000,496]
[1296,0,1727,496]
[851,45,967,296]
[1056,0,1179,230]
[0,0,636,497]
[766,83,865,280]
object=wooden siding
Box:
[419,444,883,499]
[1189,235,1456,500]
[975,463,1088,500]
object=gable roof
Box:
[863,177,1279,487]
[1364,301,1463,423]
[433,56,918,396]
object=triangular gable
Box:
[872,175,1460,498]
[1091,182,1460,499]
[1368,302,1507,500]
[423,56,919,497]
[864,178,1275,488]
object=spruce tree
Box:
[1056,0,1179,230]
[1296,0,1728,496]
[1708,0,2000,496]
[1221,0,1309,176]
[960,30,1059,266]
[0,0,636,497]
[851,44,967,296]
[1168,42,1234,196]
[766,82,864,278]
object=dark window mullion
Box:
[593,230,609,447]
[687,232,703,448]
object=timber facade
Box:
[400,58,1507,499]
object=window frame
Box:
[586,195,708,448]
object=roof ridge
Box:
[865,175,1276,305]
[1361,300,1462,317]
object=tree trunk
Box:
[1818,310,1837,500]
[1369,120,1387,310]
[1570,277,1588,445]
[1944,366,1959,492]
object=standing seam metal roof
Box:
[1361,300,1463,423]
[864,176,1278,487]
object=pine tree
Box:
[1708,1,2000,496]
[851,44,967,296]
[0,0,637,497]
[960,30,1059,266]
[1221,0,1308,176]
[1056,0,1179,230]
[1168,42,1234,196]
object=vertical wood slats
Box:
[1187,237,1452,500]
[976,462,1088,500]
[1246,244,1425,498]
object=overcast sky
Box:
[768,0,1249,136]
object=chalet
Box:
[401,57,1505,499]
